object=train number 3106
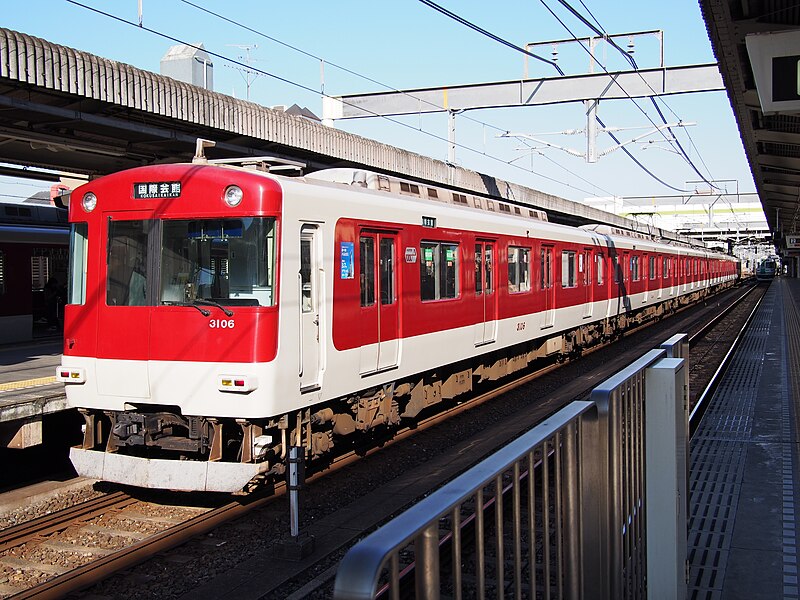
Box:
[209,319,235,329]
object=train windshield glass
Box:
[160,217,276,307]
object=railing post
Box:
[562,420,581,599]
[415,523,440,600]
[645,357,688,600]
[579,403,606,599]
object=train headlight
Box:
[81,192,97,213]
[223,185,243,207]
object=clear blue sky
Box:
[0,0,756,207]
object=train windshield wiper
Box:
[161,300,211,316]
[193,298,234,317]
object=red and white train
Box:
[58,152,739,492]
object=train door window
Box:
[31,255,49,291]
[612,255,620,283]
[649,256,656,280]
[475,243,494,295]
[67,223,88,305]
[420,241,459,301]
[300,238,314,313]
[630,255,640,282]
[508,246,531,293]
[662,257,669,279]
[475,244,483,294]
[582,251,591,286]
[596,253,604,285]
[360,236,375,307]
[107,220,149,306]
[379,237,395,305]
[540,247,553,289]
[561,250,576,288]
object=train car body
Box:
[58,161,739,491]
[755,258,777,281]
[0,201,69,344]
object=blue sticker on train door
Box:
[340,242,354,279]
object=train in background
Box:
[755,257,778,281]
[57,152,739,492]
[0,198,69,344]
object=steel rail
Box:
[0,490,132,553]
[688,283,759,346]
[688,284,766,437]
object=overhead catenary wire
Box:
[552,0,721,190]
[537,0,714,193]
[180,0,617,199]
[415,0,704,194]
[64,0,606,198]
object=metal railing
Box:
[334,335,689,600]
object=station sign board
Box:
[746,30,800,114]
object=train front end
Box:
[58,163,283,492]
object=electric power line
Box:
[64,0,606,198]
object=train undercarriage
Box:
[74,283,729,491]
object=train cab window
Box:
[160,217,276,307]
[420,241,459,301]
[561,250,576,288]
[508,246,531,293]
[67,223,88,305]
[107,220,149,306]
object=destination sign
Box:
[134,181,182,199]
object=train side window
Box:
[420,241,459,301]
[0,250,4,295]
[663,257,669,279]
[507,246,531,293]
[360,236,375,307]
[561,250,576,288]
[67,223,88,305]
[649,256,656,279]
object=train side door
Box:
[299,226,323,391]
[540,245,555,329]
[474,241,497,346]
[96,212,153,398]
[582,248,593,318]
[359,231,399,375]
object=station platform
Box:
[0,339,66,447]
[689,277,800,599]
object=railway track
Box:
[0,283,758,599]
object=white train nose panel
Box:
[95,359,151,398]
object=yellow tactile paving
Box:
[0,376,58,392]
